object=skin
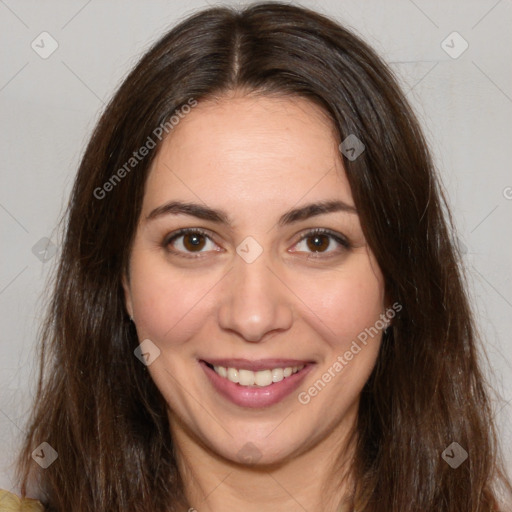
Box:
[122,92,387,512]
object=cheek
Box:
[128,252,218,344]
[290,258,385,350]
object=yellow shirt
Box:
[0,490,44,512]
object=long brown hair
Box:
[15,3,512,511]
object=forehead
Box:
[143,94,353,216]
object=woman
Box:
[4,2,511,511]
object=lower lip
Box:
[200,361,314,409]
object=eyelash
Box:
[161,227,351,260]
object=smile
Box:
[208,363,305,387]
[199,358,314,408]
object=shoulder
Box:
[0,490,44,512]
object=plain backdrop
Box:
[1,0,511,494]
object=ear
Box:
[121,272,134,320]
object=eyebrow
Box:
[145,199,357,226]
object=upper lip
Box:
[201,358,314,372]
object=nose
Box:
[217,251,294,343]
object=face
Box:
[123,93,387,466]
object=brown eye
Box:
[306,233,330,252]
[292,228,350,256]
[163,228,219,257]
[182,232,207,252]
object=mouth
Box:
[199,358,314,408]
[202,360,306,387]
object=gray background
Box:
[1,0,511,494]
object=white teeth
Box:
[272,368,284,383]
[238,369,255,386]
[215,365,227,378]
[227,367,239,383]
[211,364,305,387]
[255,369,273,387]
